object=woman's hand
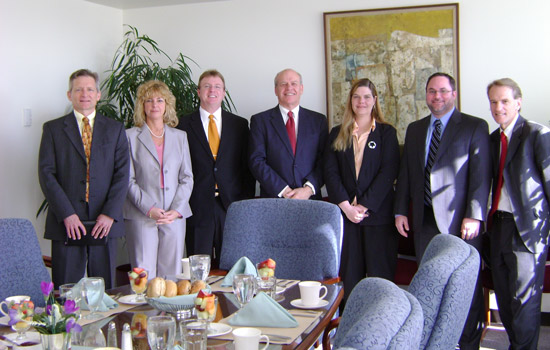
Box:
[338,201,368,224]
[156,210,182,225]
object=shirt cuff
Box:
[304,181,315,195]
[278,185,290,198]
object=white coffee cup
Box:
[298,281,328,307]
[232,327,269,350]
[181,258,191,279]
[0,295,31,316]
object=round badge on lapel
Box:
[368,141,376,149]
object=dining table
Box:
[1,277,343,350]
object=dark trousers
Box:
[416,205,484,350]
[340,220,399,306]
[186,196,226,269]
[51,238,117,289]
[490,212,548,350]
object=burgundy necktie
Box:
[488,131,508,226]
[286,111,296,155]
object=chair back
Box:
[333,277,423,350]
[0,218,51,307]
[219,198,343,281]
[409,234,480,350]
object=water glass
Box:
[81,277,105,319]
[179,318,208,350]
[189,255,211,282]
[256,276,277,298]
[147,315,176,350]
[59,283,82,318]
[232,274,256,308]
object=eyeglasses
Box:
[427,89,453,96]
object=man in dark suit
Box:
[394,72,491,349]
[487,78,550,349]
[178,70,254,266]
[249,68,328,199]
[38,69,129,289]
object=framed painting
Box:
[324,3,459,142]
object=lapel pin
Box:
[368,141,376,149]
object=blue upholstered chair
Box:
[0,218,51,307]
[219,198,343,282]
[408,234,480,350]
[327,277,423,350]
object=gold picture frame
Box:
[324,3,459,141]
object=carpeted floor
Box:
[480,312,550,350]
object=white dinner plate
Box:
[290,299,329,309]
[207,323,232,337]
[117,295,147,305]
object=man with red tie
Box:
[249,69,328,200]
[487,78,550,349]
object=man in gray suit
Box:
[39,69,130,289]
[487,78,550,349]
[395,72,491,349]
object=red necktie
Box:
[488,131,508,226]
[286,111,296,155]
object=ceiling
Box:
[84,0,229,10]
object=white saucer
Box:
[207,323,232,337]
[290,299,329,309]
[0,315,9,326]
[175,273,191,280]
[118,295,147,305]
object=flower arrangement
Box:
[9,282,82,335]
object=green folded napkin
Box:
[221,256,258,287]
[76,279,118,312]
[228,292,298,328]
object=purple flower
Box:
[8,309,20,326]
[63,300,79,314]
[46,304,52,315]
[66,318,82,333]
[41,281,54,296]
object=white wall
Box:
[0,0,122,254]
[122,0,550,130]
[1,0,549,257]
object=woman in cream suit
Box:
[124,80,193,279]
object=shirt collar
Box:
[199,106,222,122]
[352,119,376,137]
[279,105,300,121]
[501,113,520,139]
[74,109,96,128]
[430,107,454,129]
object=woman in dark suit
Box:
[324,78,400,302]
[124,80,194,279]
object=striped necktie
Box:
[424,119,442,206]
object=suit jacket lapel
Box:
[417,117,431,167]
[270,106,294,156]
[435,109,461,163]
[63,113,87,161]
[137,124,160,164]
[505,115,525,167]
[217,111,232,160]
[344,145,356,181]
[358,127,382,179]
[189,112,214,160]
[490,129,501,178]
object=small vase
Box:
[40,332,70,350]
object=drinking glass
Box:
[11,319,31,341]
[59,283,82,318]
[81,277,105,319]
[194,295,218,323]
[179,318,208,350]
[232,274,256,308]
[255,276,277,298]
[147,315,176,350]
[189,255,211,282]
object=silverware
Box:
[207,276,224,285]
[277,279,295,287]
[289,313,318,318]
[263,333,292,341]
[110,292,122,301]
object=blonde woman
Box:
[124,80,193,279]
[324,78,400,304]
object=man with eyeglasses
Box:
[249,68,328,199]
[394,72,491,349]
[177,69,255,266]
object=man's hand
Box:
[461,218,481,240]
[63,214,86,240]
[395,215,410,237]
[284,186,313,200]
[92,214,114,239]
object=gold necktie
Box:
[208,115,220,160]
[82,117,93,202]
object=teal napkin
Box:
[228,292,298,328]
[77,279,118,312]
[221,257,258,287]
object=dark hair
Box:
[426,72,456,91]
[68,69,99,91]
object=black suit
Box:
[489,115,550,349]
[324,123,400,302]
[38,112,130,288]
[395,108,491,349]
[177,110,254,263]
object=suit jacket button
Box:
[214,167,217,172]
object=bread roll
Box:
[177,280,191,295]
[190,280,207,294]
[164,280,177,297]
[146,277,166,298]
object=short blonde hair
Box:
[133,80,178,127]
